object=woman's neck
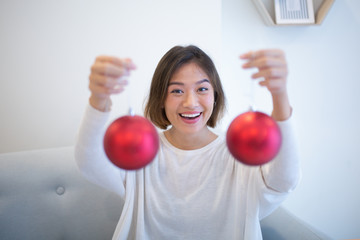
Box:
[164,127,217,150]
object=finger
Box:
[242,57,286,69]
[109,57,137,70]
[89,81,126,96]
[255,49,285,59]
[109,84,126,94]
[89,82,111,97]
[251,67,288,80]
[122,58,137,70]
[90,74,129,88]
[240,49,285,60]
[259,78,286,94]
[96,56,137,70]
[91,62,129,77]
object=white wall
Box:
[221,0,360,239]
[1,0,359,239]
[0,0,221,153]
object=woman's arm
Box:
[240,49,300,192]
[75,55,136,197]
[75,104,127,197]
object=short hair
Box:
[144,45,226,129]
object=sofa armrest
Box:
[261,206,333,240]
[0,147,122,240]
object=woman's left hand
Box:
[240,49,291,121]
[240,49,288,95]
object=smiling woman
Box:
[75,45,301,240]
[144,45,226,130]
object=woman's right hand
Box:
[88,56,136,112]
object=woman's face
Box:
[164,62,215,135]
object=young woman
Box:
[75,45,300,240]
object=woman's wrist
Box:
[271,91,292,121]
[89,95,112,112]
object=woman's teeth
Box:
[180,113,201,119]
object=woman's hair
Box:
[144,45,226,129]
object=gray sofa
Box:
[0,146,331,240]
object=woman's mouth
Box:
[179,112,202,119]
[178,112,202,124]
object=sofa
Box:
[0,146,332,240]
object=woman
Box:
[75,45,300,239]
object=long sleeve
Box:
[260,116,301,193]
[254,116,301,220]
[74,104,126,197]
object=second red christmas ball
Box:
[226,111,282,166]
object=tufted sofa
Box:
[0,146,332,240]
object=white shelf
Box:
[252,0,335,26]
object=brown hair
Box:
[144,45,226,129]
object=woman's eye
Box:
[170,89,183,94]
[198,87,208,92]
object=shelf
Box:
[252,0,335,26]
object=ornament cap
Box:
[248,105,255,112]
[128,107,135,116]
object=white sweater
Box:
[75,104,301,240]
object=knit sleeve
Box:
[74,104,126,198]
[257,115,301,218]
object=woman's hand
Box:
[240,49,291,121]
[88,56,136,112]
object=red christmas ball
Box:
[104,115,159,170]
[226,111,282,166]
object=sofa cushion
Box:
[0,146,122,240]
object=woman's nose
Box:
[183,92,198,108]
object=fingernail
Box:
[242,63,250,68]
[130,63,137,69]
[117,76,127,82]
[124,59,136,70]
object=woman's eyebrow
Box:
[197,79,210,85]
[168,81,184,86]
[168,79,210,86]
